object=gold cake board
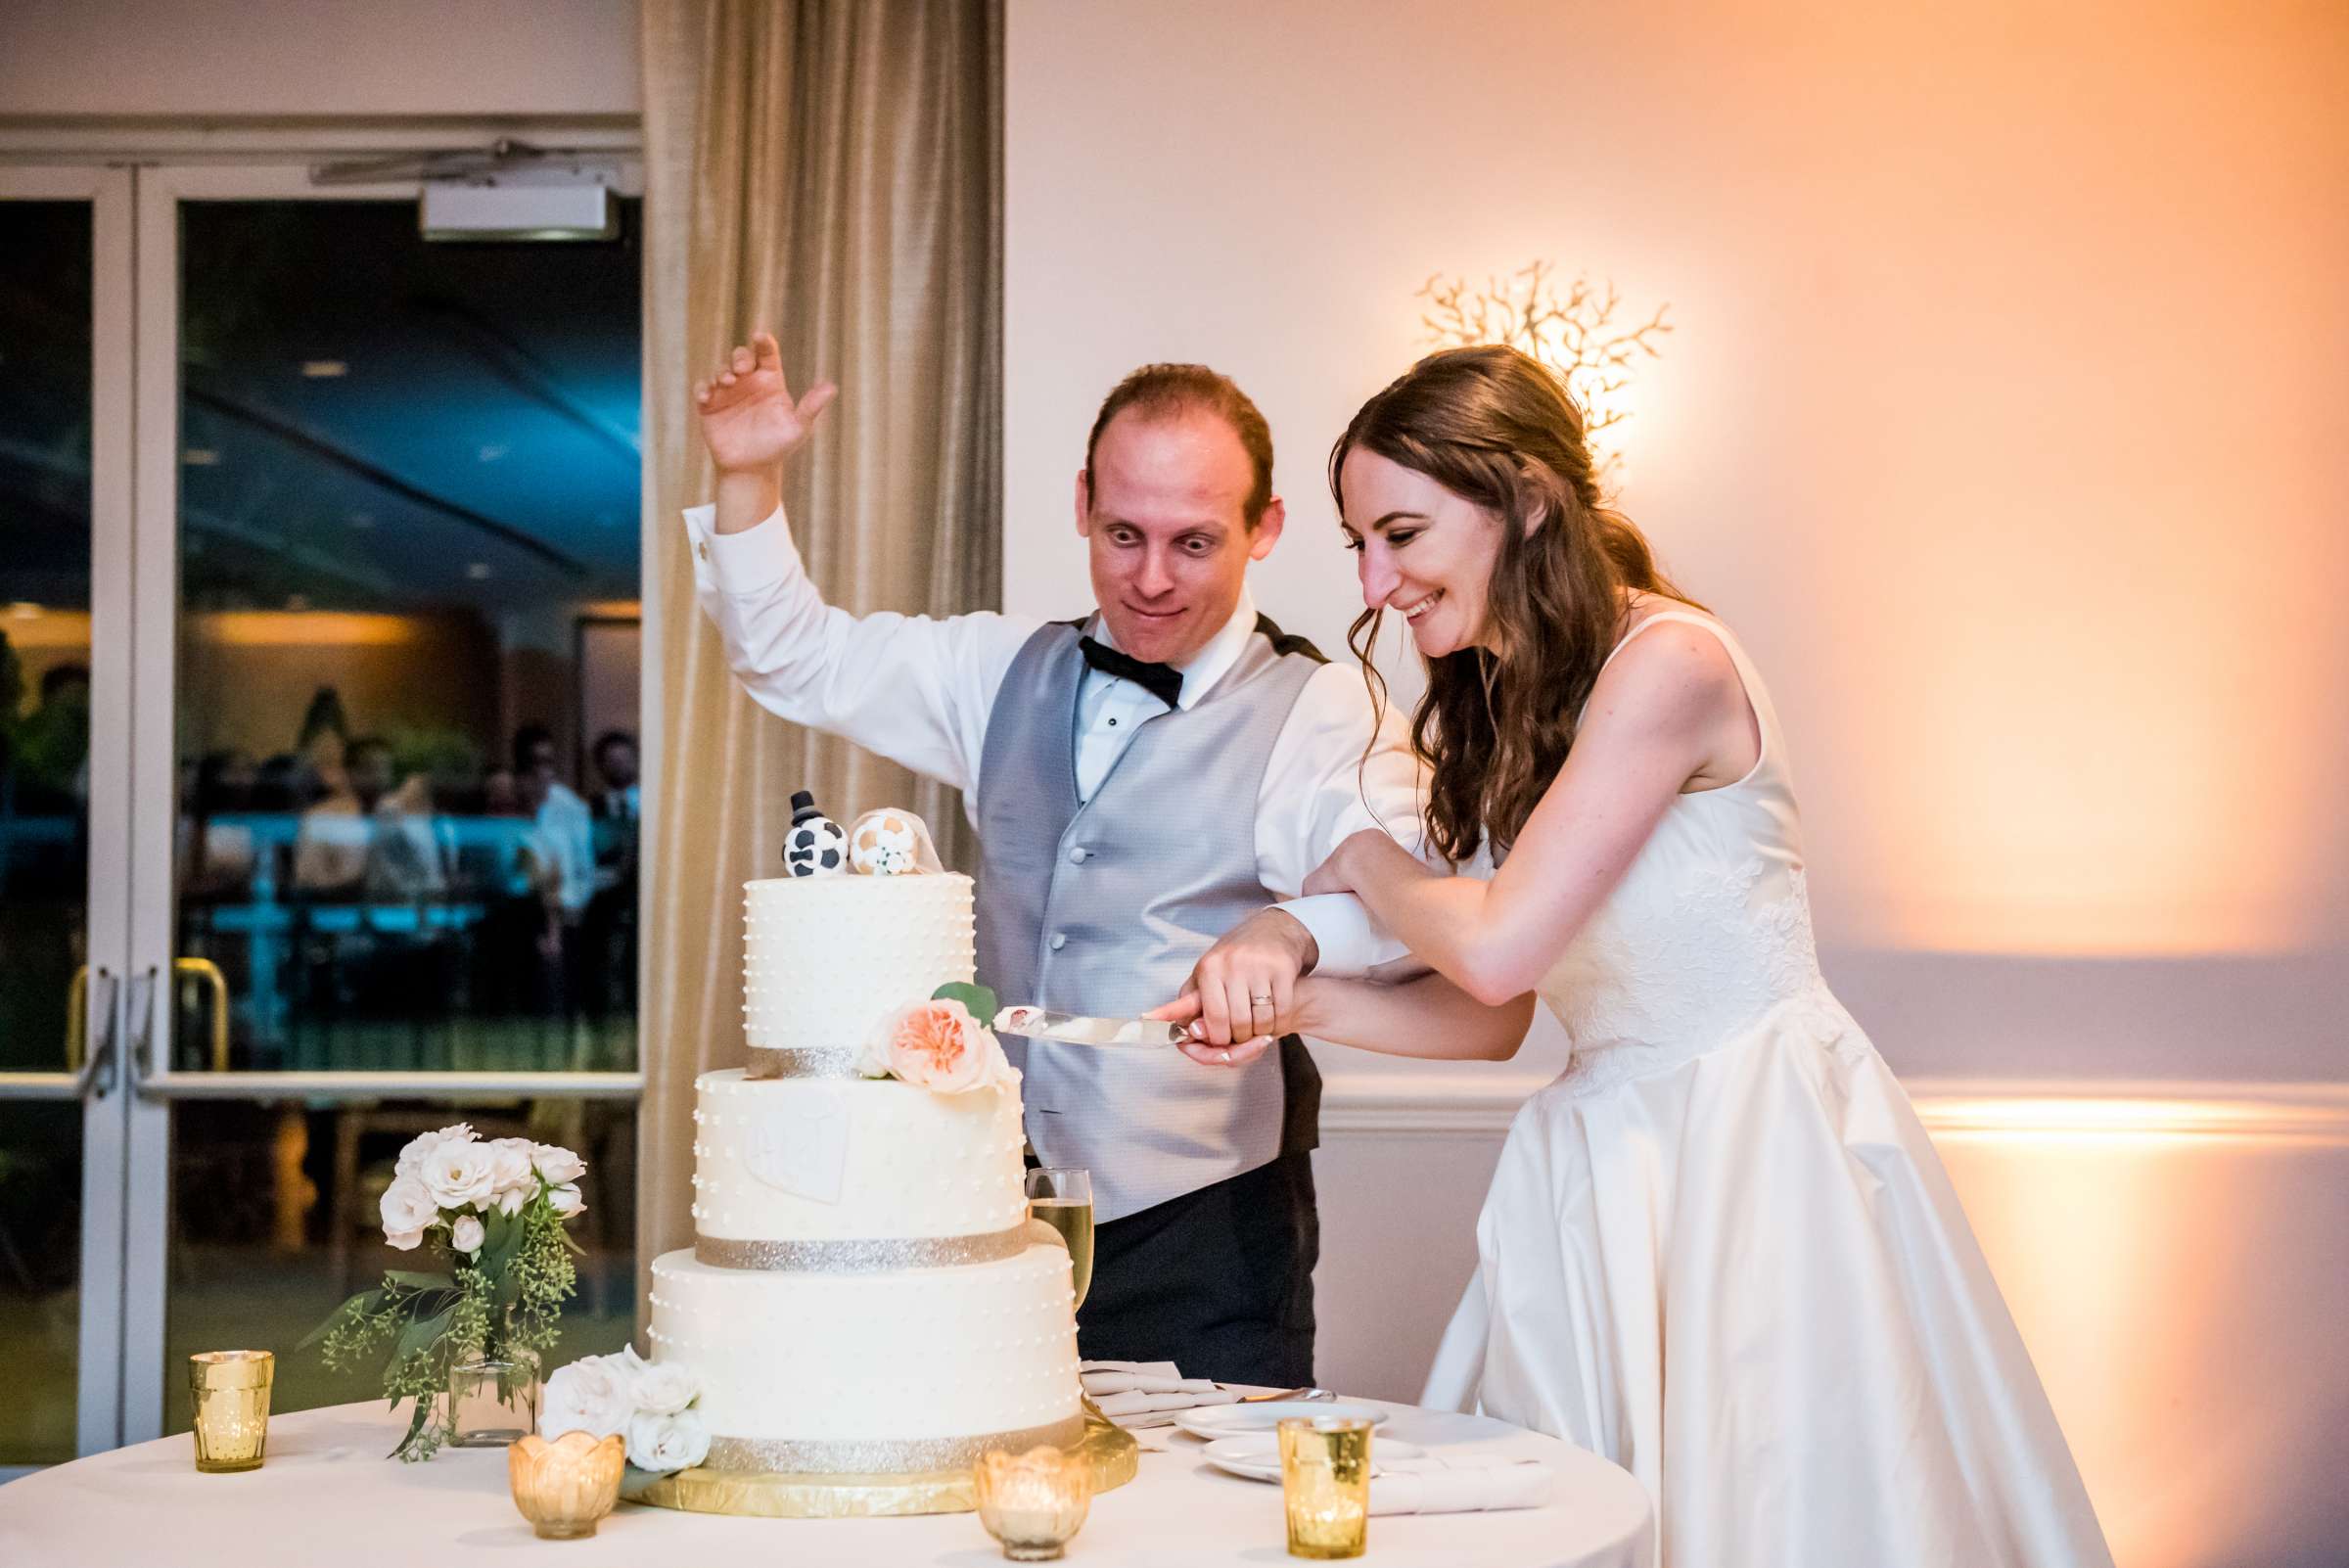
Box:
[622,1405,1138,1519]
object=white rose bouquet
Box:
[542,1348,712,1475]
[302,1123,589,1460]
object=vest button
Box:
[1067,846,1088,864]
[1047,933,1068,951]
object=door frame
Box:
[6,134,651,1461]
[0,164,137,1473]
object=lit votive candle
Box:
[1278,1415,1373,1560]
[189,1351,274,1473]
[973,1444,1091,1561]
[508,1430,626,1540]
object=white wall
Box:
[1004,0,2349,1076]
[0,0,639,118]
[1007,3,2349,1564]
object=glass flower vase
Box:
[446,1349,541,1449]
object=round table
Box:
[0,1398,1653,1567]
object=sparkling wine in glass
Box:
[1026,1167,1094,1309]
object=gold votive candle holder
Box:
[508,1430,626,1540]
[189,1351,274,1473]
[973,1443,1092,1560]
[1277,1415,1373,1559]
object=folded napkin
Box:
[1370,1451,1554,1515]
[1079,1360,1242,1427]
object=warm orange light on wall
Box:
[196,612,426,647]
[1926,1093,2349,1568]
[2,608,93,649]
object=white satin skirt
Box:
[1421,996,2113,1568]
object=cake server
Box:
[992,1005,1191,1048]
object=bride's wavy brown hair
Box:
[1335,346,1696,862]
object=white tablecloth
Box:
[0,1397,1652,1567]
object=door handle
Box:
[68,963,89,1071]
[174,956,231,1073]
[62,965,119,1100]
[125,965,159,1086]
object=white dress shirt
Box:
[684,502,1414,975]
[531,781,597,917]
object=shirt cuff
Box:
[683,500,799,595]
[1277,894,1415,980]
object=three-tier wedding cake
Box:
[645,813,1085,1480]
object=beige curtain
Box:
[635,0,1002,1301]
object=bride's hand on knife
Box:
[1149,988,1314,1071]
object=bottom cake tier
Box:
[646,1240,1083,1473]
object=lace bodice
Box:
[1534,614,1832,1096]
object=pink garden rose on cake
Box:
[859,996,1015,1093]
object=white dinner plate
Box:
[1199,1433,1423,1483]
[1174,1400,1392,1441]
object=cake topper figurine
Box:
[782,790,848,877]
[848,807,943,876]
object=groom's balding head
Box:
[1083,365,1275,529]
[1075,364,1286,667]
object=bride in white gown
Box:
[1166,346,2112,1567]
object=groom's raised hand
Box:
[693,330,837,533]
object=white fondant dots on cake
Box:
[743,873,975,1053]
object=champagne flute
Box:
[1025,1167,1094,1309]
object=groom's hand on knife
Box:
[1147,907,1319,1064]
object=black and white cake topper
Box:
[782,789,848,877]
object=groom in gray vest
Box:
[687,332,1423,1384]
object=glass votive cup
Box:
[508,1430,626,1540]
[189,1350,274,1473]
[1277,1414,1373,1559]
[973,1443,1092,1560]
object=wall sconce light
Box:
[1418,261,1670,483]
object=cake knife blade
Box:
[991,1005,1191,1048]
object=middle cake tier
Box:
[690,1068,1028,1249]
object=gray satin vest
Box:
[975,617,1323,1222]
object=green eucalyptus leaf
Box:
[389,1396,435,1460]
[298,1287,384,1351]
[931,981,999,1020]
[384,1270,455,1293]
[392,1304,456,1365]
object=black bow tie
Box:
[1079,635,1182,709]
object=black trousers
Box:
[1075,1150,1318,1388]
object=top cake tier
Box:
[744,872,976,1057]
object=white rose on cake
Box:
[631,1361,701,1418]
[541,1356,638,1442]
[626,1408,712,1473]
[864,997,1012,1093]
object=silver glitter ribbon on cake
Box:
[744,1045,868,1081]
[702,1413,1087,1475]
[695,1223,1031,1271]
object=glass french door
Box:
[2,155,647,1464]
[0,165,135,1473]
